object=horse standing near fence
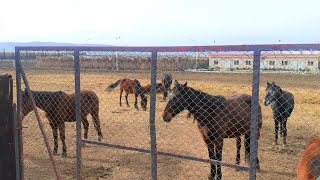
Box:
[161,74,173,100]
[297,136,320,180]
[107,78,154,111]
[22,90,103,157]
[263,81,294,147]
[163,80,262,180]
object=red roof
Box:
[208,53,320,57]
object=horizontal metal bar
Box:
[15,44,320,52]
[82,139,249,171]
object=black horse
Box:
[161,74,173,100]
[163,80,262,180]
[264,81,294,147]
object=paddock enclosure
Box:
[1,44,320,179]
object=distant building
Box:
[208,53,320,73]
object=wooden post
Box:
[0,74,18,179]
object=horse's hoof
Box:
[208,174,214,180]
[98,137,102,142]
[53,151,58,156]
[282,144,287,149]
[272,142,278,146]
[62,152,67,158]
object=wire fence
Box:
[8,44,320,179]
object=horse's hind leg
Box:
[58,123,67,157]
[235,137,241,170]
[282,120,288,148]
[82,117,89,140]
[91,112,103,141]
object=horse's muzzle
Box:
[263,99,271,106]
[162,112,172,122]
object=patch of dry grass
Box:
[1,69,319,179]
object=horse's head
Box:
[264,81,282,106]
[140,95,148,111]
[162,80,188,122]
[21,90,33,119]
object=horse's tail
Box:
[244,133,250,163]
[106,80,121,91]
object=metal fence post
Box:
[15,48,24,180]
[74,50,82,180]
[150,50,158,180]
[249,50,261,180]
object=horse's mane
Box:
[184,86,226,105]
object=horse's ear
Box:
[174,80,179,86]
[272,81,275,85]
[267,81,271,87]
[183,82,188,87]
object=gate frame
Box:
[15,44,320,180]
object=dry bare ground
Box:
[1,68,319,180]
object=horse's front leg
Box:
[119,89,123,107]
[50,122,59,155]
[215,140,223,180]
[134,93,139,110]
[125,93,130,107]
[274,118,279,145]
[236,137,241,170]
[58,122,67,157]
[207,144,216,180]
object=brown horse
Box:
[163,80,262,180]
[22,90,103,157]
[107,78,159,111]
[140,83,163,94]
[297,136,320,180]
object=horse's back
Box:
[223,94,262,137]
[297,136,320,180]
[272,90,294,119]
[283,90,295,113]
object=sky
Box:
[1,0,320,46]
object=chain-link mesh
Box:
[19,50,75,179]
[11,45,320,179]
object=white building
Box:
[208,53,320,73]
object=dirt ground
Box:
[1,68,320,180]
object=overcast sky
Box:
[1,0,319,46]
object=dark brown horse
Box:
[163,80,262,180]
[22,90,103,157]
[161,74,173,100]
[297,136,320,180]
[107,78,155,111]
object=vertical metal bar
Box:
[15,48,24,180]
[249,50,261,180]
[149,50,158,180]
[12,104,21,180]
[20,62,61,179]
[74,50,82,180]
